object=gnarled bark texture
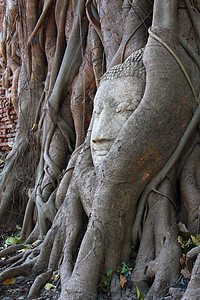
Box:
[0,0,200,299]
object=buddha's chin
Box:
[92,151,108,167]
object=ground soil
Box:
[0,226,61,300]
[0,226,137,299]
[0,226,188,300]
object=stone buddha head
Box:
[90,48,146,167]
[7,0,18,17]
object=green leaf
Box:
[5,237,18,245]
[121,262,131,278]
[98,270,113,290]
[5,236,26,246]
[15,237,26,244]
[105,270,112,283]
[25,244,32,249]
[178,230,200,253]
[16,225,22,230]
[136,286,146,300]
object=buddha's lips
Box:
[92,141,113,152]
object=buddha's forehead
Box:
[8,0,18,10]
[94,76,144,107]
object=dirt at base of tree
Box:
[0,227,188,300]
[0,277,187,300]
[0,276,61,300]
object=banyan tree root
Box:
[180,143,200,235]
[27,269,53,298]
[0,250,38,283]
[0,204,68,297]
[0,132,93,298]
[132,140,200,299]
[18,0,89,242]
[182,249,200,300]
[71,25,96,149]
[132,173,181,299]
[55,144,83,210]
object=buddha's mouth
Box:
[92,142,113,152]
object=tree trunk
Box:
[0,0,200,299]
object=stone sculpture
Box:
[91,48,146,166]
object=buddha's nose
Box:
[92,111,113,143]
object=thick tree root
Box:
[0,245,25,258]
[0,238,55,298]
[186,245,200,270]
[64,290,97,300]
[180,144,200,235]
[0,253,24,267]
[0,191,79,298]
[0,262,35,283]
[55,144,83,210]
[182,250,200,300]
[0,242,42,272]
[132,175,181,299]
[27,269,53,298]
[28,0,55,47]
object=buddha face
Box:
[91,75,145,167]
[8,0,18,16]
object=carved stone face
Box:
[91,75,145,167]
[7,0,18,16]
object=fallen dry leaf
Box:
[3,277,15,285]
[44,283,56,290]
[120,274,127,289]
[50,273,60,281]
[181,267,191,279]
[180,254,186,266]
